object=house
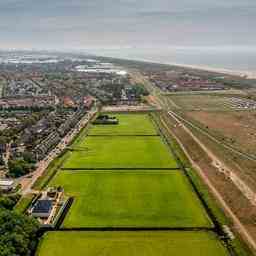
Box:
[31,199,53,218]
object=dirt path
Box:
[170,110,256,162]
[163,111,256,253]
[169,110,256,206]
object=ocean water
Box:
[88,46,256,76]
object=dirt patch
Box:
[162,112,256,242]
[186,111,256,155]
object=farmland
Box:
[186,110,256,155]
[37,231,229,256]
[63,136,178,169]
[49,170,212,228]
[36,112,233,256]
[165,93,256,111]
[166,94,232,110]
[164,92,256,189]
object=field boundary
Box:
[54,197,74,229]
[57,227,215,232]
[60,167,181,171]
[87,134,160,137]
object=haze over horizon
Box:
[1,0,256,49]
[1,0,256,72]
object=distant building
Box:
[31,199,53,218]
[83,96,94,109]
[93,115,119,125]
[0,179,15,192]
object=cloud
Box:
[0,0,255,49]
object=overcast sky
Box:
[0,0,256,50]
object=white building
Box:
[0,179,15,192]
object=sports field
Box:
[49,170,212,228]
[88,113,158,135]
[36,112,230,256]
[37,231,229,256]
[63,136,178,169]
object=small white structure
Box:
[0,179,15,192]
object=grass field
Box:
[37,231,229,256]
[88,114,158,136]
[49,170,212,228]
[63,136,178,169]
[14,194,35,214]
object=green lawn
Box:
[88,114,158,136]
[37,231,229,256]
[63,136,178,169]
[14,194,35,214]
[49,170,212,228]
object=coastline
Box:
[127,57,256,79]
[164,62,256,79]
[97,53,256,79]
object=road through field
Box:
[163,112,256,253]
[168,110,256,205]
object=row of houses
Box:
[58,108,86,137]
[0,96,58,109]
[33,132,60,160]
[33,107,88,160]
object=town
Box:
[0,52,255,256]
[0,54,148,193]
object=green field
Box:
[35,112,232,256]
[49,170,212,228]
[37,231,229,256]
[14,194,35,214]
[63,136,178,169]
[88,114,158,136]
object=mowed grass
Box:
[63,136,178,169]
[49,170,212,228]
[37,231,229,256]
[88,113,158,136]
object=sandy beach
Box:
[165,62,256,79]
[127,57,256,79]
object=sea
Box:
[88,46,256,78]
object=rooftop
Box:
[0,179,14,186]
[32,199,53,214]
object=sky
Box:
[0,0,256,51]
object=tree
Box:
[0,210,39,256]
[22,151,36,164]
[0,194,20,210]
[8,159,31,178]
